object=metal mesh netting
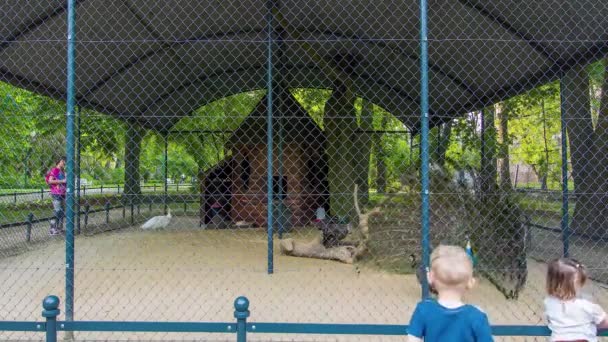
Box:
[1,1,607,341]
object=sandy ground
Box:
[0,217,607,341]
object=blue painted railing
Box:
[3,295,607,341]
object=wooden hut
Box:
[201,90,329,228]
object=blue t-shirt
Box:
[408,300,494,342]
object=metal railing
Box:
[0,183,194,204]
[5,295,607,342]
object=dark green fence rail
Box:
[5,295,607,342]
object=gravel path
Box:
[0,218,606,341]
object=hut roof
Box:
[228,90,325,146]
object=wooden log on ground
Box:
[280,184,380,264]
[280,238,357,264]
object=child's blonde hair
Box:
[430,245,474,288]
[546,258,587,300]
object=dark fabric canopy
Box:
[1,1,606,131]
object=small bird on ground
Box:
[141,208,172,230]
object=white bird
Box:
[141,208,172,230]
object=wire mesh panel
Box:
[425,1,608,339]
[0,0,607,341]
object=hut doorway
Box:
[202,159,233,225]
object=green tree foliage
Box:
[445,112,482,176]
[506,83,562,189]
[171,90,264,171]
[0,82,66,187]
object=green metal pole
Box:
[65,0,77,323]
[164,132,168,215]
[76,105,81,235]
[480,110,486,178]
[275,16,286,240]
[266,0,275,274]
[419,0,431,299]
[277,108,284,239]
[559,80,570,257]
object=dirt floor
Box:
[0,216,607,341]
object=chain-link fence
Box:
[1,1,607,341]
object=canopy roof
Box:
[1,1,606,131]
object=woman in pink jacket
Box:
[46,157,66,236]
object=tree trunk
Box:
[439,122,452,167]
[354,99,373,204]
[124,121,143,202]
[480,108,498,199]
[540,175,548,191]
[476,108,527,300]
[430,122,452,167]
[562,64,608,235]
[496,103,511,191]
[324,82,358,222]
[592,59,608,231]
[540,99,550,191]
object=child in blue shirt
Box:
[407,245,494,342]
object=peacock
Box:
[141,208,172,230]
[465,235,477,267]
[411,237,475,295]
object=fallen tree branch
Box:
[280,237,357,264]
[279,184,380,264]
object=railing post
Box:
[76,195,81,236]
[234,296,250,342]
[14,192,17,204]
[41,188,44,201]
[100,184,103,194]
[26,213,34,242]
[82,185,86,197]
[42,295,60,342]
[105,202,110,224]
[84,204,90,230]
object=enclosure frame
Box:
[0,0,590,339]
